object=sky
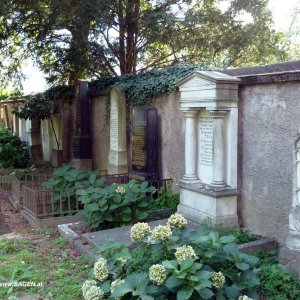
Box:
[22,0,300,95]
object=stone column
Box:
[182,110,198,182]
[13,114,19,136]
[209,110,227,188]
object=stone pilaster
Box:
[209,110,227,188]
[182,110,199,182]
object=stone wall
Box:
[150,92,185,188]
[91,94,110,170]
[90,92,185,186]
[238,81,300,244]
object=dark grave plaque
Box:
[131,107,158,179]
[72,80,92,159]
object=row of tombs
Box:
[2,67,300,257]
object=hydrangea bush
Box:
[76,180,155,229]
[82,213,260,299]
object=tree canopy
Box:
[0,0,287,87]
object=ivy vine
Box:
[89,63,211,105]
[13,63,210,120]
[12,85,74,120]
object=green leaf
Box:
[225,285,238,299]
[140,296,154,300]
[235,262,249,270]
[162,260,177,270]
[177,287,194,300]
[100,281,110,293]
[136,211,148,220]
[165,275,184,290]
[95,177,105,186]
[114,194,122,204]
[180,258,194,270]
[223,243,239,256]
[122,214,132,222]
[123,207,131,214]
[137,201,149,208]
[243,254,259,265]
[86,203,99,212]
[76,189,88,196]
[140,181,149,190]
[219,235,236,244]
[204,248,217,258]
[197,288,214,299]
[89,173,97,184]
[104,214,113,221]
[111,280,133,298]
[128,272,149,296]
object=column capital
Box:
[208,110,228,119]
[183,110,198,118]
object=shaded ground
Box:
[0,209,11,235]
[0,191,91,300]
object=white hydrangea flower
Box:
[149,264,167,285]
[212,271,225,289]
[130,222,151,241]
[175,245,197,262]
[150,225,172,241]
[115,186,126,195]
[116,257,127,266]
[84,285,104,300]
[94,258,109,281]
[110,278,125,294]
[167,213,188,228]
[82,280,97,297]
[238,296,253,300]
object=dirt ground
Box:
[0,191,30,237]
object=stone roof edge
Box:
[230,70,300,85]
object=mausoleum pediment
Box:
[176,71,240,109]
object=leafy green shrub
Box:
[0,127,28,168]
[82,213,260,299]
[43,164,105,190]
[222,228,260,244]
[258,265,300,300]
[152,186,180,210]
[76,180,155,229]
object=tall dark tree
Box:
[0,0,287,87]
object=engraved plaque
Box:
[198,111,214,184]
[131,107,159,178]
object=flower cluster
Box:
[116,257,127,266]
[175,245,197,263]
[149,264,167,285]
[238,296,253,300]
[94,258,109,281]
[212,271,225,289]
[130,222,151,241]
[82,280,98,297]
[83,285,104,300]
[150,225,172,241]
[115,186,126,195]
[111,278,125,294]
[167,213,188,228]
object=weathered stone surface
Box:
[237,82,300,244]
[279,246,300,276]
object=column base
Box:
[180,175,201,184]
[286,231,300,252]
[108,149,128,166]
[178,182,239,227]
